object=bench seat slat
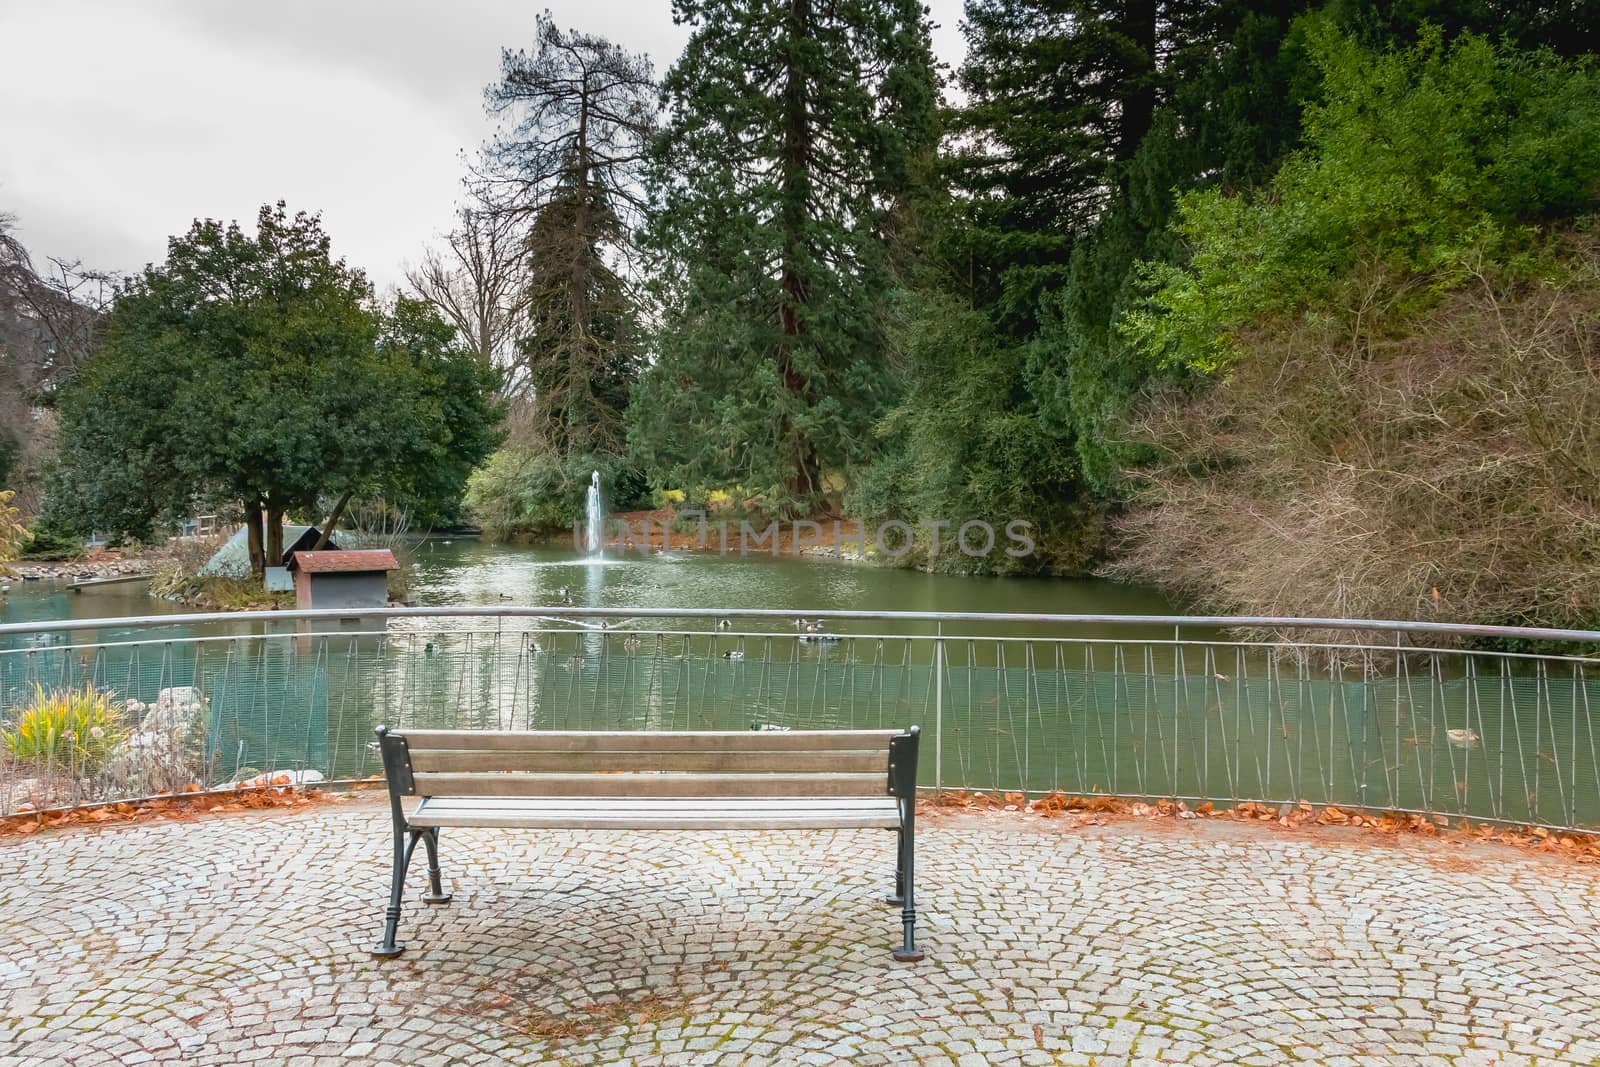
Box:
[398,729,899,753]
[410,795,897,811]
[408,795,901,830]
[410,771,888,798]
[407,749,888,775]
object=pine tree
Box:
[631,0,939,507]
[484,14,655,460]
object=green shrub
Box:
[465,448,648,541]
[850,289,1107,575]
[3,684,127,774]
[18,520,83,561]
[1125,24,1600,373]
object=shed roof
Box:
[199,524,335,577]
[289,549,399,574]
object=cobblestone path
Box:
[1,802,1597,1065]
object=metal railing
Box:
[2,607,1598,831]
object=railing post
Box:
[934,620,943,797]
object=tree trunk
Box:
[265,505,284,570]
[777,0,818,506]
[245,499,265,579]
[1117,0,1159,165]
[314,490,353,550]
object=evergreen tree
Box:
[631,0,939,507]
[949,0,1167,332]
[485,14,655,460]
[1022,0,1599,491]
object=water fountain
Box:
[584,470,603,556]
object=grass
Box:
[2,684,127,773]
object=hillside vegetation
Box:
[1108,27,1600,629]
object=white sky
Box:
[0,0,968,292]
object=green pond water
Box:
[1,539,1178,633]
[2,541,1598,829]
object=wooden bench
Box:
[369,725,923,961]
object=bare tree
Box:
[1107,235,1600,640]
[404,200,530,390]
[0,211,114,510]
[0,214,114,390]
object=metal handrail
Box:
[4,605,1600,643]
[4,606,1600,830]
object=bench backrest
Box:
[375,727,920,800]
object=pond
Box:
[3,542,1597,832]
[1,539,1179,635]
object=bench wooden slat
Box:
[410,795,897,811]
[408,795,901,830]
[409,812,902,830]
[397,729,899,753]
[408,801,901,817]
[407,749,888,775]
[410,771,889,798]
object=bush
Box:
[18,520,83,561]
[1109,27,1600,631]
[0,489,25,567]
[1108,232,1600,631]
[851,290,1107,575]
[466,447,647,541]
[3,684,127,775]
[1125,25,1600,373]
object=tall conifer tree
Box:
[632,0,939,506]
[485,14,656,459]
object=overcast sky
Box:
[0,0,968,292]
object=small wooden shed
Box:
[287,550,398,611]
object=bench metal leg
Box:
[885,826,905,905]
[419,828,451,904]
[371,827,423,957]
[893,804,923,962]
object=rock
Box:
[3,779,44,815]
[105,689,210,794]
[154,686,205,711]
[142,687,208,734]
[222,769,325,790]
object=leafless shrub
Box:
[346,500,415,601]
[1108,235,1600,642]
[149,530,228,599]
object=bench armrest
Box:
[888,726,920,801]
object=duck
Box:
[423,641,437,655]
[716,618,733,630]
[722,649,744,660]
[800,623,842,643]
[1446,728,1480,748]
[498,592,514,600]
[751,720,790,732]
[793,618,808,629]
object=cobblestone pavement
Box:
[2,802,1598,1066]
